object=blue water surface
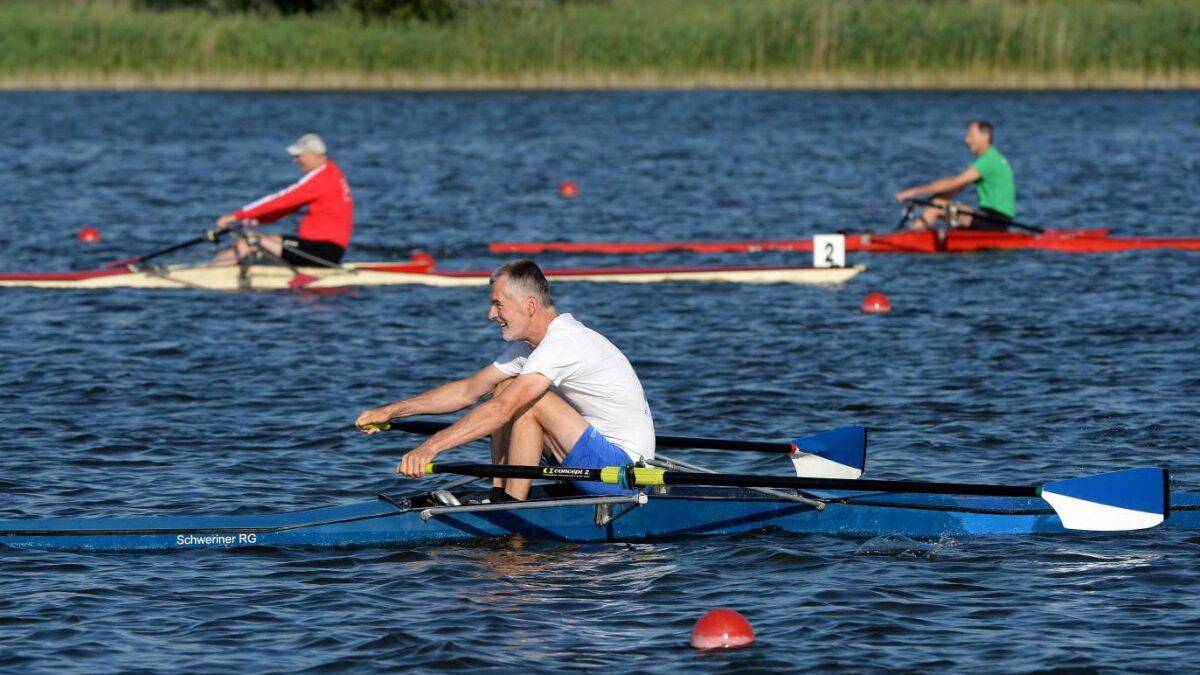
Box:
[1,91,1198,673]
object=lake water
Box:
[1,90,1198,673]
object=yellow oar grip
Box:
[630,467,667,486]
[599,466,666,487]
[361,422,392,432]
[423,463,436,474]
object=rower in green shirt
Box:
[894,119,1016,231]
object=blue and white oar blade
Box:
[1040,467,1169,531]
[789,425,867,479]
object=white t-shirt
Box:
[492,313,655,461]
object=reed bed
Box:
[2,0,1198,89]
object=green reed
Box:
[1,0,1197,86]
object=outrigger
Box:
[0,424,1186,553]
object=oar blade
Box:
[1040,467,1169,531]
[789,425,867,479]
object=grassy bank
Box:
[2,0,1199,89]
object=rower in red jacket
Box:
[213,133,354,266]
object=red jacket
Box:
[234,160,353,248]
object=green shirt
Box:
[969,146,1016,218]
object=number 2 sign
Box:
[812,234,846,268]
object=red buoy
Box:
[860,291,891,314]
[690,608,755,650]
[78,226,102,243]
[557,181,579,198]
[410,251,436,268]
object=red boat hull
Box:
[491,228,1200,255]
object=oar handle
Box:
[375,419,796,454]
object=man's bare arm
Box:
[396,373,552,476]
[355,365,512,432]
[895,167,981,202]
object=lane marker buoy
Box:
[861,291,892,314]
[691,608,755,650]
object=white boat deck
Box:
[0,261,865,291]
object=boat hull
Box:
[2,487,1196,552]
[490,228,1200,255]
[0,261,863,290]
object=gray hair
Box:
[490,259,554,308]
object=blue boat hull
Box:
[2,487,1198,552]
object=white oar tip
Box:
[790,425,867,479]
[1041,467,1169,531]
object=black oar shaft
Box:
[427,463,1040,498]
[428,463,607,482]
[136,235,208,262]
[894,202,916,230]
[656,470,1038,497]
[109,227,235,268]
[387,419,794,454]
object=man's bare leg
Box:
[210,233,286,266]
[499,391,590,500]
[487,380,516,492]
[500,409,544,500]
[910,205,944,230]
[909,196,973,230]
[490,422,512,491]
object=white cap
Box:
[286,133,327,156]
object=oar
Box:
[424,464,1170,532]
[362,420,866,479]
[106,227,236,269]
[907,197,1044,234]
[893,202,916,230]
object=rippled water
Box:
[1,91,1198,673]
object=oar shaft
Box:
[384,419,795,454]
[428,463,613,483]
[108,227,234,268]
[426,463,1038,498]
[136,235,207,261]
[651,469,1037,497]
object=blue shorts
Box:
[555,426,637,495]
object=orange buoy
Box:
[557,181,579,198]
[861,291,891,314]
[410,251,436,268]
[690,608,755,650]
[78,226,102,243]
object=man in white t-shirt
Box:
[355,259,655,501]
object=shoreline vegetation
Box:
[2,0,1199,91]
